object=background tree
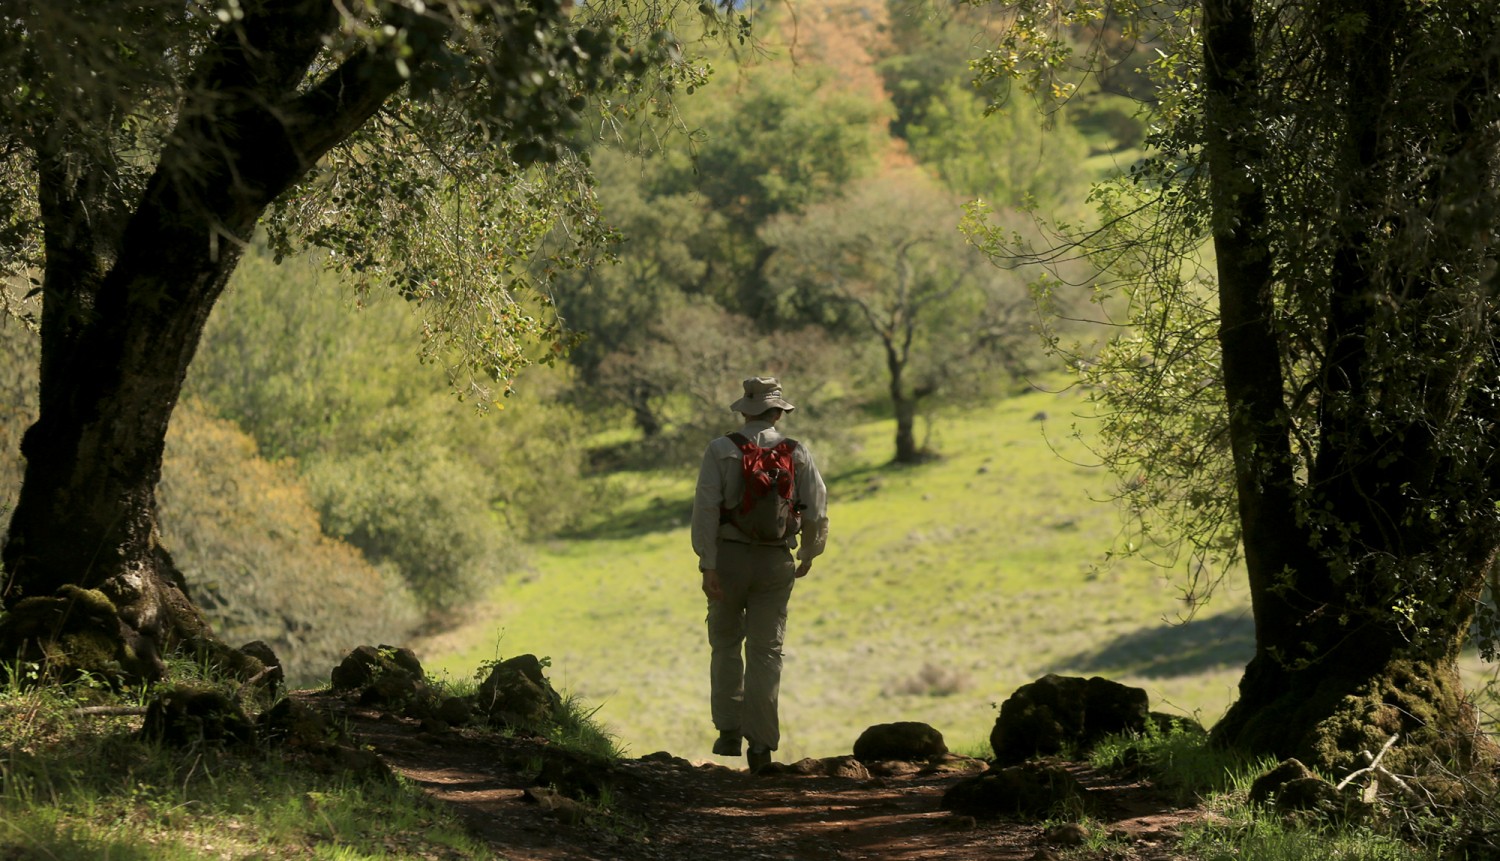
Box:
[905,79,1090,209]
[0,0,690,681]
[552,19,888,439]
[766,171,1031,463]
[972,0,1500,777]
[590,299,853,463]
[551,0,1106,451]
[549,148,720,438]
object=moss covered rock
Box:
[941,761,1094,819]
[140,685,256,748]
[0,585,152,685]
[475,654,562,729]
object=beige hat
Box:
[730,376,797,414]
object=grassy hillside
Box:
[420,387,1255,763]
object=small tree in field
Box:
[0,0,704,682]
[766,172,1031,463]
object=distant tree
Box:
[766,172,1030,463]
[550,149,719,436]
[591,299,851,462]
[188,249,594,610]
[973,0,1500,778]
[656,58,888,323]
[554,43,887,434]
[905,79,1089,207]
[877,0,999,140]
[0,0,696,682]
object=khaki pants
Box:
[706,541,796,751]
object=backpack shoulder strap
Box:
[726,431,753,449]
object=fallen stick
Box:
[1336,734,1399,791]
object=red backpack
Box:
[723,432,802,542]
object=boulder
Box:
[476,654,563,729]
[778,756,871,779]
[853,721,948,763]
[1249,757,1360,821]
[639,751,693,768]
[534,751,614,801]
[942,761,1093,819]
[865,760,924,777]
[256,698,330,748]
[1248,758,1321,806]
[435,695,475,727]
[990,675,1150,764]
[330,645,429,711]
[1148,711,1207,737]
[920,754,991,776]
[139,686,256,748]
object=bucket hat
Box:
[729,376,796,414]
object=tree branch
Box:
[284,5,451,171]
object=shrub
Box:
[160,403,420,685]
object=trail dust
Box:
[303,691,1204,860]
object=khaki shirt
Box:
[691,420,829,570]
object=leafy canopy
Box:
[968,1,1500,653]
[0,0,717,403]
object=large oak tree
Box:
[974,0,1500,777]
[0,0,694,681]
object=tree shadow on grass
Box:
[559,494,691,541]
[1051,610,1255,679]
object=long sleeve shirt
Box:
[691,420,829,571]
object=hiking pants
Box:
[706,540,796,751]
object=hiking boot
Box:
[712,730,742,757]
[747,745,772,773]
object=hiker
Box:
[692,376,828,772]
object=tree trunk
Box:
[2,143,256,680]
[893,389,920,465]
[886,339,922,464]
[1,1,428,683]
[629,382,663,438]
[1200,0,1499,779]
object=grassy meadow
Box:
[419,386,1256,764]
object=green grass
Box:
[421,387,1254,763]
[1088,725,1434,861]
[0,682,495,860]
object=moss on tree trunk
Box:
[1214,649,1495,797]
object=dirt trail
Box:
[316,693,1203,861]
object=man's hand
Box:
[795,559,813,579]
[701,568,723,601]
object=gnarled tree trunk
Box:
[1,0,434,683]
[1202,0,1499,778]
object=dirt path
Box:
[313,693,1202,861]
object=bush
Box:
[303,444,504,612]
[159,403,420,686]
[189,246,594,609]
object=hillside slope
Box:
[419,388,1254,763]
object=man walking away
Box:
[692,376,828,772]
